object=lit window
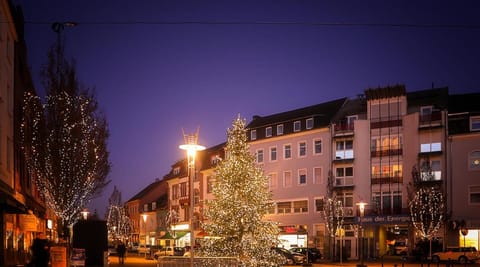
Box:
[277,124,284,135]
[266,127,272,137]
[471,117,480,131]
[336,140,354,159]
[257,149,264,163]
[270,147,277,161]
[306,118,314,129]
[294,121,301,132]
[251,130,257,140]
[420,142,442,153]
[314,139,322,154]
[284,144,291,159]
[470,151,480,170]
[299,142,307,157]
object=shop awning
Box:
[159,232,175,239]
[174,231,188,239]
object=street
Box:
[108,254,480,267]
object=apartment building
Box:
[125,178,168,246]
[163,143,224,247]
[246,98,346,255]
[447,92,480,247]
[129,86,479,260]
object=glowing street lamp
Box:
[142,213,148,258]
[81,208,89,220]
[356,201,367,267]
[179,129,205,267]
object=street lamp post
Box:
[179,129,205,267]
[142,213,148,259]
[356,201,367,267]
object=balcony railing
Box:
[371,174,403,184]
[370,116,402,129]
[419,111,442,126]
[334,122,355,136]
[371,148,402,157]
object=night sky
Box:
[14,0,480,217]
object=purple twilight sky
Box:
[14,0,480,217]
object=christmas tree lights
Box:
[410,186,445,239]
[200,116,284,266]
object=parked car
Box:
[137,244,151,254]
[431,247,480,264]
[272,247,306,265]
[173,247,186,256]
[128,242,139,253]
[108,245,117,256]
[154,247,174,259]
[289,247,321,263]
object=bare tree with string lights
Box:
[21,23,110,239]
[323,170,344,261]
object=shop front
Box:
[278,225,308,249]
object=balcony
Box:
[419,111,443,129]
[370,116,402,129]
[333,122,354,137]
[371,147,402,157]
[371,174,403,184]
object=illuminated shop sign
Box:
[356,215,410,224]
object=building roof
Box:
[126,179,164,202]
[365,84,406,100]
[448,92,480,114]
[246,97,347,129]
[407,87,449,109]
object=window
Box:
[284,171,292,187]
[335,166,353,186]
[314,139,322,154]
[306,118,314,129]
[143,204,148,212]
[173,167,180,175]
[277,202,291,214]
[420,142,441,153]
[298,169,307,185]
[256,149,264,163]
[207,176,214,193]
[268,173,278,189]
[266,127,272,137]
[277,124,284,135]
[270,147,277,161]
[469,151,480,170]
[299,142,307,157]
[152,202,156,210]
[469,185,480,204]
[471,116,480,131]
[294,121,301,132]
[372,191,402,214]
[172,184,179,199]
[420,160,441,181]
[315,198,324,212]
[180,182,187,197]
[313,167,322,184]
[211,155,220,164]
[337,192,353,208]
[420,106,433,116]
[284,144,291,159]
[293,200,308,213]
[251,130,257,140]
[336,140,354,159]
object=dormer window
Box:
[471,116,480,131]
[306,118,314,129]
[173,167,180,175]
[266,127,272,137]
[251,130,257,140]
[277,124,284,135]
[420,106,433,116]
[294,121,301,132]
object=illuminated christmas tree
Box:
[21,40,110,238]
[410,186,445,239]
[200,116,284,266]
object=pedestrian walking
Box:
[117,241,127,264]
[28,232,50,267]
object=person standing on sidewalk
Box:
[117,241,127,264]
